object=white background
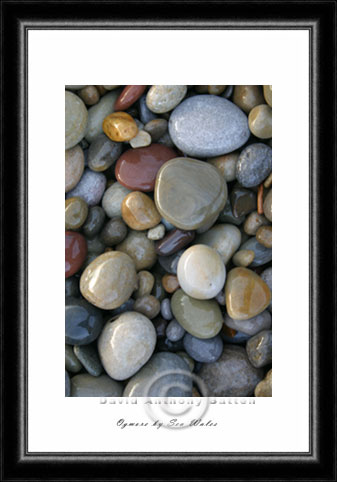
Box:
[28,30,309,452]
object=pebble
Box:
[88,134,122,172]
[230,186,257,218]
[248,104,272,139]
[171,289,223,339]
[65,276,79,297]
[243,211,270,235]
[78,85,100,106]
[196,224,241,265]
[103,111,138,142]
[158,249,184,275]
[65,91,88,149]
[225,267,271,320]
[232,85,264,113]
[207,152,239,182]
[65,297,103,345]
[146,85,187,113]
[66,168,106,206]
[115,144,176,192]
[73,343,103,376]
[236,143,272,188]
[99,217,127,246]
[161,298,173,320]
[168,95,250,157]
[65,145,85,193]
[147,224,165,241]
[65,371,71,396]
[121,191,161,230]
[240,237,272,267]
[80,251,137,310]
[224,309,271,336]
[261,267,272,311]
[86,235,105,255]
[65,231,87,278]
[208,85,227,95]
[199,345,263,396]
[144,118,168,141]
[134,270,155,298]
[155,228,195,256]
[85,90,120,143]
[116,230,157,270]
[114,85,147,111]
[71,374,123,397]
[123,352,192,397]
[232,249,255,267]
[65,197,88,230]
[65,344,83,373]
[129,129,151,148]
[98,311,156,380]
[134,295,161,319]
[263,85,272,107]
[183,333,223,363]
[255,368,272,396]
[152,317,168,338]
[162,274,179,293]
[218,199,245,225]
[177,244,226,300]
[138,94,157,123]
[246,330,272,367]
[166,319,185,341]
[256,225,272,248]
[263,189,272,221]
[155,157,227,230]
[82,206,106,239]
[102,182,132,218]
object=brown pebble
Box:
[232,249,255,267]
[208,85,227,95]
[207,152,239,182]
[134,295,161,319]
[95,85,106,95]
[248,104,272,139]
[233,85,264,113]
[134,270,155,298]
[243,211,270,235]
[78,86,100,106]
[121,191,161,231]
[162,274,180,294]
[256,225,272,248]
[103,112,138,142]
[116,230,157,271]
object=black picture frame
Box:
[1,1,336,480]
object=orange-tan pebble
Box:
[65,197,88,230]
[162,274,180,294]
[134,270,155,298]
[243,211,270,236]
[248,104,272,139]
[232,249,255,267]
[225,267,271,320]
[233,85,265,114]
[263,85,272,107]
[78,85,100,106]
[121,191,161,231]
[207,152,239,182]
[256,225,272,248]
[65,145,85,193]
[103,111,138,142]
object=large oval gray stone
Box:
[168,95,250,157]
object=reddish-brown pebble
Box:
[115,144,176,192]
[155,228,195,256]
[114,85,147,111]
[65,231,87,278]
[162,274,180,293]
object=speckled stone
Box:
[88,134,122,172]
[158,249,184,275]
[240,237,272,267]
[196,224,241,265]
[171,289,223,339]
[207,152,239,182]
[65,297,103,345]
[263,85,272,107]
[123,352,192,397]
[225,267,271,320]
[99,217,127,246]
[74,343,103,377]
[134,270,155,298]
[233,85,264,114]
[65,197,88,230]
[116,231,157,271]
[230,187,257,218]
[134,295,161,319]
[71,374,123,397]
[248,104,272,139]
[144,118,168,142]
[121,191,161,231]
[155,157,227,230]
[80,251,137,310]
[243,211,270,235]
[146,85,187,113]
[224,309,271,336]
[263,189,272,221]
[147,224,165,241]
[102,182,132,218]
[65,344,82,373]
[82,206,106,239]
[65,91,88,149]
[66,169,106,206]
[261,267,272,311]
[85,90,120,143]
[98,312,156,380]
[177,244,226,300]
[199,345,263,396]
[218,199,245,225]
[255,368,272,396]
[65,370,71,396]
[65,145,85,193]
[246,330,272,368]
[168,95,250,157]
[256,225,272,248]
[161,298,173,320]
[236,143,272,188]
[183,333,223,363]
[166,319,185,341]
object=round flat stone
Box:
[171,289,223,339]
[183,333,223,363]
[123,352,192,397]
[121,191,161,231]
[155,157,227,230]
[246,329,272,368]
[88,134,122,172]
[177,245,226,300]
[225,267,271,320]
[98,311,156,380]
[66,168,106,206]
[65,231,87,278]
[199,345,264,397]
[146,85,187,113]
[102,182,132,218]
[116,230,157,270]
[168,95,250,157]
[224,309,271,336]
[80,251,137,309]
[236,143,272,188]
[115,144,176,192]
[65,145,84,193]
[196,224,241,265]
[65,297,103,345]
[65,91,88,149]
[71,374,123,397]
[85,90,120,143]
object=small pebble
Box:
[240,237,272,267]
[65,145,85,193]
[116,230,157,270]
[207,152,239,182]
[65,197,88,230]
[218,198,245,225]
[78,85,100,106]
[129,129,152,148]
[183,333,223,363]
[73,343,103,377]
[99,217,128,246]
[152,317,168,338]
[121,191,161,231]
[215,288,226,305]
[65,231,87,278]
[233,85,264,113]
[65,344,83,373]
[162,273,180,293]
[65,276,79,298]
[147,224,165,241]
[255,368,272,396]
[134,270,155,298]
[155,228,195,256]
[102,182,132,218]
[246,329,272,367]
[144,118,168,141]
[66,168,106,206]
[230,186,257,218]
[232,249,255,267]
[161,298,173,320]
[243,211,270,235]
[146,85,187,113]
[207,85,226,95]
[138,94,157,123]
[103,111,138,142]
[256,225,272,248]
[88,134,122,172]
[71,374,123,397]
[82,206,106,239]
[166,319,185,341]
[236,143,272,188]
[248,104,272,139]
[86,235,105,255]
[134,294,161,319]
